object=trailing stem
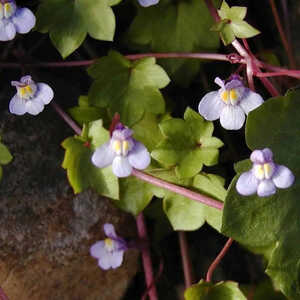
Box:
[206,238,234,282]
[136,213,158,300]
[178,231,195,288]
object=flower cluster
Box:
[236,148,294,197]
[92,123,151,177]
[90,223,128,270]
[9,75,54,116]
[198,76,264,130]
[138,0,159,7]
[0,0,35,41]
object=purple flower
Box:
[198,76,264,130]
[92,123,151,178]
[236,148,295,197]
[9,75,54,116]
[90,223,128,270]
[138,0,159,7]
[0,0,35,41]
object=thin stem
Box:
[204,0,220,22]
[136,213,158,300]
[0,286,9,300]
[0,52,234,69]
[269,0,296,68]
[255,71,300,79]
[131,169,224,211]
[280,0,291,48]
[178,231,194,288]
[50,102,82,135]
[206,238,234,282]
[258,77,280,97]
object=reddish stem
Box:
[206,238,234,282]
[50,102,82,136]
[178,231,195,288]
[204,0,220,22]
[136,213,158,300]
[131,169,223,211]
[255,71,300,79]
[269,0,296,68]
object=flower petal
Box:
[220,105,245,130]
[25,99,44,115]
[128,142,151,170]
[12,8,36,34]
[138,0,159,7]
[112,156,132,177]
[36,83,54,105]
[236,170,259,196]
[90,241,106,259]
[262,148,273,162]
[239,89,264,114]
[250,149,265,163]
[198,91,226,121]
[0,20,16,41]
[103,223,117,238]
[98,252,113,270]
[91,142,115,168]
[110,251,124,269]
[9,95,26,115]
[257,179,276,197]
[272,165,295,189]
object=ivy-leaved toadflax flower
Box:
[198,76,264,130]
[0,0,35,41]
[236,148,295,197]
[9,75,54,116]
[92,122,151,178]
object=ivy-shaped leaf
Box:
[36,0,117,58]
[61,120,119,199]
[0,138,12,182]
[69,95,109,126]
[126,0,220,86]
[151,108,223,179]
[149,168,225,232]
[185,280,246,300]
[222,88,300,299]
[88,51,170,126]
[211,1,260,45]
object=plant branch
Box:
[255,71,300,79]
[206,238,234,282]
[0,52,239,69]
[269,0,296,68]
[131,169,224,211]
[136,213,158,300]
[50,102,82,136]
[178,231,195,288]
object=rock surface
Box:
[0,110,139,300]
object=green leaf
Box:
[163,172,225,231]
[216,1,260,45]
[126,0,220,86]
[230,20,261,39]
[61,120,119,199]
[222,89,300,299]
[69,96,109,126]
[0,142,12,165]
[114,176,164,216]
[151,108,223,179]
[184,280,246,300]
[36,0,116,58]
[88,51,169,126]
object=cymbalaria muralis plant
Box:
[0,0,299,299]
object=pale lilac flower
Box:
[9,75,54,116]
[90,223,128,270]
[138,0,159,7]
[236,148,295,197]
[198,76,264,130]
[92,123,151,178]
[0,0,35,41]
